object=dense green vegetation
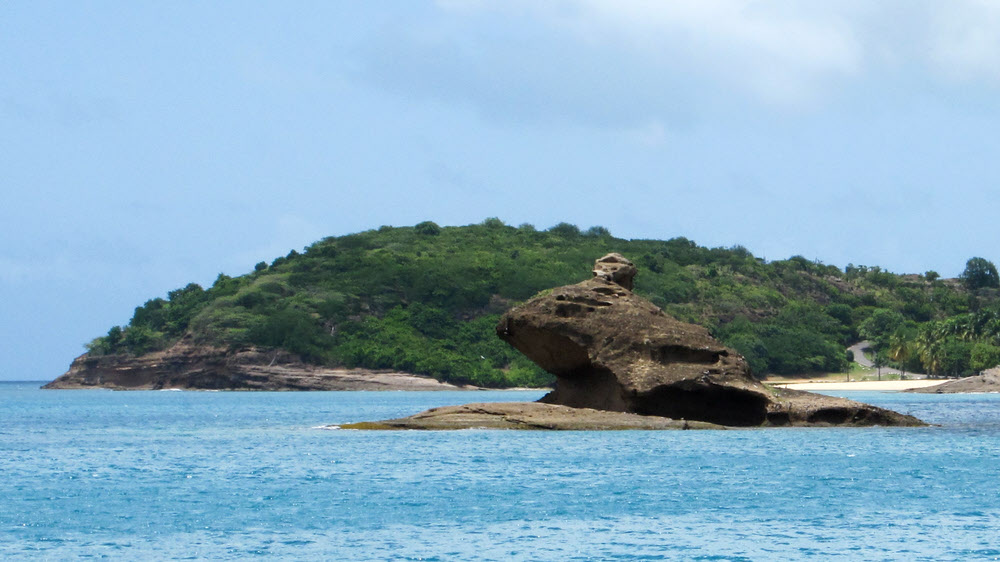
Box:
[85,221,1000,386]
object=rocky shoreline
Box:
[906,368,1000,394]
[43,343,473,391]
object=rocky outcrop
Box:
[336,402,724,430]
[494,253,923,427]
[347,254,924,429]
[908,368,1000,394]
[43,342,470,391]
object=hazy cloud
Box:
[927,1,1000,82]
[355,0,866,129]
[355,1,1000,130]
[524,1,863,105]
[0,258,32,284]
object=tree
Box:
[888,331,911,379]
[940,339,974,377]
[960,257,1000,290]
[480,217,505,229]
[858,309,905,349]
[547,222,581,237]
[122,325,159,355]
[414,221,441,236]
[131,298,167,331]
[970,342,1000,373]
[915,326,944,377]
[872,349,887,381]
[584,225,611,238]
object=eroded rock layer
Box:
[43,343,468,391]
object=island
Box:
[43,222,1000,392]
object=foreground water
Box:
[2,383,1000,560]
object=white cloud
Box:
[572,1,861,96]
[366,1,1000,130]
[434,0,864,107]
[927,1,1000,82]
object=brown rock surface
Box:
[335,402,723,430]
[43,342,470,391]
[908,368,1000,394]
[494,253,924,427]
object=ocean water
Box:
[2,383,1000,561]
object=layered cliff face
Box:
[496,253,924,427]
[43,342,467,391]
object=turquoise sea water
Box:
[2,382,1000,560]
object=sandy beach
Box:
[766,379,948,392]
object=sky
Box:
[4,1,1000,380]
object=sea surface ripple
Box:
[2,383,1000,560]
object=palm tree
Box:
[915,326,944,378]
[872,351,886,381]
[889,332,910,379]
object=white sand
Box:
[766,379,947,391]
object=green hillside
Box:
[83,220,1000,387]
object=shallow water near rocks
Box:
[3,382,1000,560]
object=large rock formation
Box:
[43,342,470,391]
[495,253,923,427]
[346,254,924,429]
[908,368,1000,394]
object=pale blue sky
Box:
[4,1,1000,380]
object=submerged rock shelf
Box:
[337,402,723,430]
